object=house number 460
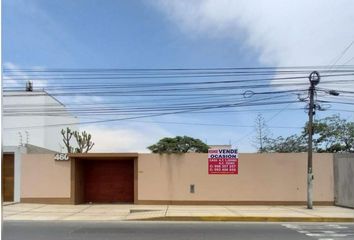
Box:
[54,153,69,161]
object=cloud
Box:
[3,62,48,89]
[151,0,354,91]
[82,122,172,152]
[70,95,104,104]
[3,62,23,87]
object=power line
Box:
[4,64,354,72]
[229,102,295,145]
[327,40,354,71]
[3,94,298,128]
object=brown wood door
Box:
[83,160,134,203]
[2,154,14,202]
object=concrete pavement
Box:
[3,203,354,222]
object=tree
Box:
[262,114,354,153]
[73,130,95,153]
[61,127,74,153]
[263,134,307,153]
[252,113,271,152]
[61,128,94,153]
[309,115,354,153]
[147,136,209,153]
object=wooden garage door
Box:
[83,160,134,203]
[2,154,14,202]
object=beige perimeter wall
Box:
[20,153,334,203]
[21,154,71,198]
[137,153,334,203]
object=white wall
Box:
[3,91,78,152]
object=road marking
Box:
[282,224,353,240]
[306,233,348,237]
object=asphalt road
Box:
[3,221,354,240]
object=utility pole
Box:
[307,71,320,209]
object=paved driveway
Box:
[3,203,166,220]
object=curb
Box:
[2,202,18,207]
[132,216,354,222]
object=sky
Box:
[2,0,354,152]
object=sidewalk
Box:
[3,203,354,222]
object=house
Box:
[2,83,78,202]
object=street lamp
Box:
[307,71,339,209]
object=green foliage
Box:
[262,114,354,153]
[61,127,74,153]
[61,128,94,153]
[73,130,95,153]
[148,136,209,153]
[263,134,307,153]
[310,115,354,153]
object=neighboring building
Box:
[2,85,78,202]
[3,88,78,152]
[209,144,232,149]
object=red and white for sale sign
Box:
[208,149,238,174]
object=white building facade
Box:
[3,90,78,151]
[3,89,78,202]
